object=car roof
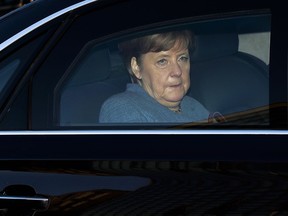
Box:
[0,0,93,43]
[0,0,276,50]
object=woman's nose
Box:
[170,62,182,77]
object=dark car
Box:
[0,0,288,215]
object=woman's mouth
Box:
[170,83,182,88]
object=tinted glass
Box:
[0,33,51,129]
[0,38,42,104]
[55,14,271,128]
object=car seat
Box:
[59,48,130,126]
[188,33,269,115]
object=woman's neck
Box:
[169,104,181,113]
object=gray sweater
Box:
[99,84,209,123]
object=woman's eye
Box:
[179,55,189,62]
[156,59,168,67]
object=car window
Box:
[238,32,270,65]
[52,13,270,128]
[0,36,44,104]
[55,43,131,127]
[0,21,61,130]
[0,59,20,93]
[0,33,48,104]
[30,8,273,130]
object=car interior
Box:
[58,47,131,126]
[188,33,269,116]
[57,15,270,127]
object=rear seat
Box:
[189,33,269,115]
[59,48,130,126]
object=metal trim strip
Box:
[0,130,287,135]
[0,0,97,52]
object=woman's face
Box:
[131,42,190,110]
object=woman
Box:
[99,30,210,123]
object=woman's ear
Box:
[131,57,142,79]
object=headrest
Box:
[191,33,239,62]
[66,48,111,87]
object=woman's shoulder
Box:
[102,84,141,105]
[99,84,152,123]
[182,95,210,114]
[183,95,204,106]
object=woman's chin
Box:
[166,94,185,103]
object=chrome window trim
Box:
[0,0,98,52]
[0,130,287,135]
[0,196,49,202]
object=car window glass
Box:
[0,33,49,98]
[0,30,55,129]
[54,13,271,129]
[0,59,20,93]
[55,43,130,127]
[238,32,270,65]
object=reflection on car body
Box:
[0,0,288,215]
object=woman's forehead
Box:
[149,37,190,53]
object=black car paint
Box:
[0,0,288,215]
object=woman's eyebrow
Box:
[154,48,189,57]
[156,53,170,58]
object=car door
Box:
[1,0,288,215]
